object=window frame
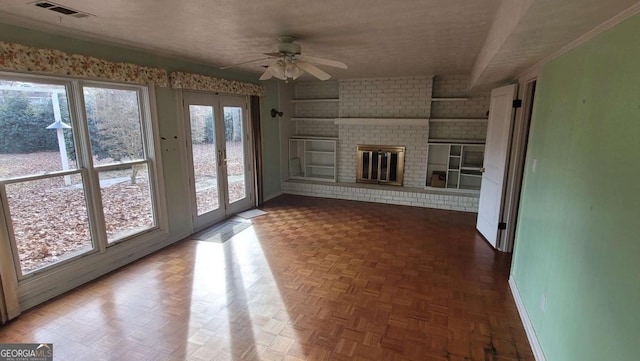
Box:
[0,71,168,282]
[78,80,163,247]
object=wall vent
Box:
[32,1,94,19]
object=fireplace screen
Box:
[356,145,405,186]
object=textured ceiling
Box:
[470,0,640,89]
[0,0,638,86]
[0,0,500,79]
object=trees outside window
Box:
[0,78,160,275]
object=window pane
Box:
[5,174,92,274]
[189,105,219,215]
[224,106,246,203]
[0,81,77,180]
[83,87,144,166]
[98,163,156,243]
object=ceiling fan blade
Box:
[259,68,273,80]
[263,52,285,58]
[297,55,347,69]
[296,61,331,81]
[220,57,273,70]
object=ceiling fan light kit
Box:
[223,36,347,82]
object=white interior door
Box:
[476,84,518,248]
[184,92,254,231]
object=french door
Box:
[183,92,254,230]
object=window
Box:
[0,75,161,277]
[82,86,157,243]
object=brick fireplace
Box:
[281,75,490,212]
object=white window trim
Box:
[0,71,169,313]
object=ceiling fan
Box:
[220,35,347,81]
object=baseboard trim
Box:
[509,276,547,361]
[263,192,283,202]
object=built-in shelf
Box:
[292,135,338,140]
[431,97,469,102]
[305,150,334,155]
[292,98,339,103]
[306,164,334,169]
[291,117,335,122]
[428,138,486,144]
[289,137,337,182]
[426,142,485,192]
[334,118,429,126]
[430,118,488,123]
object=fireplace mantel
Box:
[334,118,429,126]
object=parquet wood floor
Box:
[0,195,534,360]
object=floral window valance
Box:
[169,72,264,97]
[0,42,169,87]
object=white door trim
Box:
[182,92,255,231]
[499,78,537,252]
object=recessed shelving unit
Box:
[430,97,469,102]
[291,82,340,123]
[291,117,335,122]
[425,142,485,192]
[429,96,488,124]
[291,98,339,103]
[430,118,488,123]
[289,136,337,182]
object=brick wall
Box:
[430,75,490,140]
[296,120,338,137]
[429,121,487,140]
[294,101,339,118]
[293,81,339,136]
[295,81,339,99]
[281,75,488,212]
[282,180,480,212]
[337,124,429,188]
[339,76,432,118]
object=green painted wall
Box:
[511,14,640,361]
[0,21,282,232]
[260,80,282,198]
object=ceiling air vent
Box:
[32,1,94,19]
[34,2,55,8]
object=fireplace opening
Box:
[356,145,405,186]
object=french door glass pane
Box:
[5,174,92,275]
[98,163,156,243]
[83,87,144,166]
[223,106,246,204]
[0,81,77,179]
[189,105,219,215]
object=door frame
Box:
[181,91,255,232]
[498,76,538,252]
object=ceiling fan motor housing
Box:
[276,42,301,55]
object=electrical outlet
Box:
[540,294,546,312]
[532,158,538,173]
